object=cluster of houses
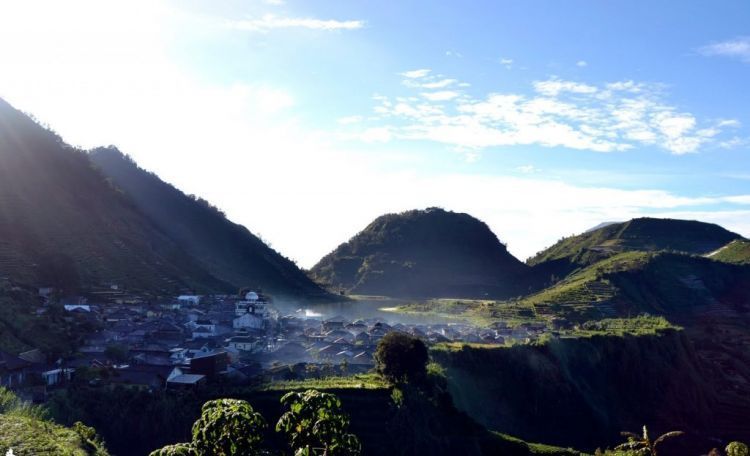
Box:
[1,286,553,397]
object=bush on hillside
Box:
[374,332,428,383]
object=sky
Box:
[0,0,749,267]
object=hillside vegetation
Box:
[0,98,228,294]
[90,147,332,300]
[310,208,529,298]
[432,330,714,453]
[528,218,743,281]
[0,280,95,356]
[708,239,750,265]
[521,251,750,322]
[0,388,108,455]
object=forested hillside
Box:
[310,208,530,298]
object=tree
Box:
[615,425,683,456]
[104,344,129,363]
[374,332,428,383]
[149,399,266,456]
[276,389,361,456]
[727,442,750,456]
[192,399,266,456]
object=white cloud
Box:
[500,58,514,69]
[534,79,598,96]
[365,73,738,155]
[227,14,364,32]
[720,136,750,149]
[401,69,431,79]
[698,37,750,63]
[420,79,457,89]
[420,91,460,101]
[446,50,463,58]
[576,60,588,67]
[516,165,538,174]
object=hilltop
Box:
[309,208,529,298]
[527,218,743,280]
[89,147,332,301]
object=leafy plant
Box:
[726,442,750,456]
[614,425,683,456]
[148,398,266,456]
[191,399,266,456]
[276,389,361,456]
[374,332,428,383]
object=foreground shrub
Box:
[276,390,361,456]
[192,399,266,456]
[374,332,428,383]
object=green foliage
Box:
[0,386,47,421]
[191,399,266,456]
[257,373,388,391]
[0,388,108,455]
[0,282,91,356]
[374,332,429,383]
[149,443,198,456]
[727,442,750,456]
[709,239,750,265]
[276,389,361,456]
[613,426,683,456]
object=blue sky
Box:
[1,0,749,266]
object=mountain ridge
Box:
[89,146,333,301]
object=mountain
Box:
[0,98,330,300]
[309,208,529,298]
[89,147,331,301]
[522,250,750,322]
[0,98,228,294]
[707,239,750,265]
[527,217,744,277]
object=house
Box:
[324,329,354,343]
[192,326,214,339]
[192,319,215,332]
[109,365,174,390]
[190,351,228,378]
[41,367,74,386]
[0,351,30,388]
[233,312,264,330]
[226,336,260,352]
[38,287,55,298]
[177,295,202,306]
[322,316,346,331]
[167,373,206,389]
[64,304,91,312]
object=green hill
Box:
[0,98,228,294]
[707,239,750,265]
[527,218,743,284]
[89,147,332,301]
[523,251,750,322]
[309,208,529,298]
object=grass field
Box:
[256,373,390,391]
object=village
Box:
[0,287,551,397]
